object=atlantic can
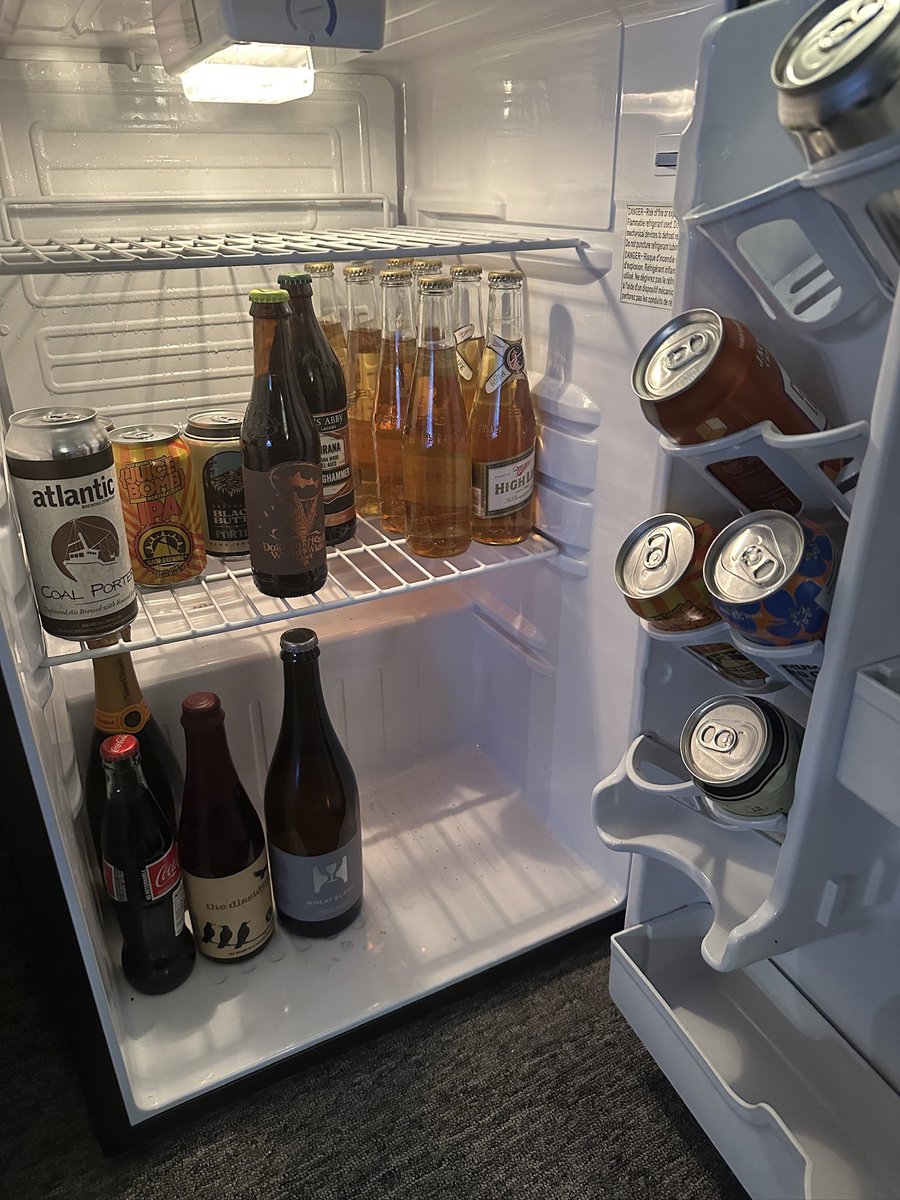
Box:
[111,426,207,587]
[183,411,249,556]
[5,407,137,640]
[703,510,838,647]
[680,695,803,819]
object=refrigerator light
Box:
[179,44,315,105]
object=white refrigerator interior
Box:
[1,0,899,1196]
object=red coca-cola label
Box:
[141,842,181,902]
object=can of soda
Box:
[5,407,137,640]
[680,695,803,818]
[183,411,249,557]
[111,425,207,587]
[632,309,832,513]
[703,510,838,646]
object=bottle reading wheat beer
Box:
[450,264,485,418]
[373,268,417,533]
[279,272,357,547]
[265,628,363,937]
[403,275,472,557]
[343,265,381,517]
[241,287,327,598]
[305,262,347,372]
[179,692,274,962]
[470,270,536,545]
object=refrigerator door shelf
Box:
[639,618,793,698]
[838,659,900,829]
[610,903,900,1200]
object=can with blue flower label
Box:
[703,511,838,651]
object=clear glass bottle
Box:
[450,263,485,418]
[373,268,417,533]
[470,270,537,545]
[411,258,443,286]
[343,264,381,517]
[402,276,472,557]
[304,261,347,372]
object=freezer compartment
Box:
[610,904,900,1200]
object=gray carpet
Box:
[1,864,747,1200]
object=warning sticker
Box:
[620,206,680,309]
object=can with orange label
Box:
[111,425,207,587]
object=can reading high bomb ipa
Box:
[5,407,137,640]
[111,426,207,587]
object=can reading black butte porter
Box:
[5,407,137,640]
[183,411,249,556]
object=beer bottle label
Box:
[183,850,275,961]
[269,832,363,924]
[201,449,249,554]
[243,462,327,576]
[95,699,151,735]
[472,444,536,518]
[454,323,475,380]
[483,333,526,395]
[311,409,356,528]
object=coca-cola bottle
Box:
[100,734,195,995]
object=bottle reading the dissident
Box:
[241,287,327,599]
[403,275,472,558]
[450,264,485,417]
[373,268,417,533]
[470,270,536,545]
[305,262,348,372]
[100,734,195,995]
[84,633,181,861]
[265,629,363,937]
[279,272,357,547]
[343,265,381,517]
[179,692,274,962]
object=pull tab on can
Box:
[663,331,708,375]
[735,538,784,588]
[642,529,671,571]
[698,721,738,753]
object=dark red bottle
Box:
[100,734,195,995]
[179,692,274,962]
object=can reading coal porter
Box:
[5,407,137,640]
[183,411,249,556]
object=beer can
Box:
[632,309,830,513]
[703,510,838,646]
[680,695,803,818]
[5,407,137,640]
[111,425,207,587]
[183,411,249,557]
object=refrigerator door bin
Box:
[838,658,900,827]
[610,903,900,1200]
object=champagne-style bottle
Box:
[373,267,417,533]
[470,270,537,545]
[265,628,363,937]
[402,275,472,557]
[343,264,381,517]
[305,261,348,371]
[450,263,485,417]
[179,692,274,962]
[241,286,327,598]
[84,635,181,859]
[279,272,357,546]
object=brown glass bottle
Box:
[264,628,363,937]
[279,272,357,546]
[373,268,417,533]
[178,692,274,962]
[241,287,327,598]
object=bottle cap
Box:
[280,627,320,660]
[248,287,289,304]
[181,692,223,725]
[488,270,524,287]
[412,258,443,274]
[304,262,335,275]
[379,267,413,285]
[343,264,374,281]
[277,272,313,291]
[417,274,452,293]
[384,257,414,268]
[100,734,139,763]
[450,264,483,279]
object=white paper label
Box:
[779,363,827,431]
[483,333,526,395]
[620,206,680,309]
[472,445,536,517]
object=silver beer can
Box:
[680,695,803,818]
[5,407,137,640]
[183,410,249,557]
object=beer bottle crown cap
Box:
[280,627,320,660]
[277,272,313,290]
[384,257,414,267]
[417,274,452,293]
[379,267,413,285]
[304,261,335,275]
[488,269,524,287]
[101,733,139,762]
[343,264,374,281]
[248,287,289,304]
[181,691,223,723]
[450,264,483,279]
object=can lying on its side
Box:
[680,695,804,819]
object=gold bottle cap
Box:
[450,264,483,279]
[488,270,524,287]
[417,274,453,293]
[379,268,413,285]
[343,264,374,281]
[248,286,289,303]
[384,257,414,268]
[412,258,444,274]
[304,261,335,276]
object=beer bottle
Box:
[100,734,195,995]
[241,287,327,598]
[84,635,181,860]
[470,270,536,545]
[279,272,357,547]
[265,628,363,937]
[450,264,485,417]
[403,276,472,557]
[179,692,274,962]
[373,267,417,533]
[343,264,381,517]
[411,258,444,287]
[304,261,347,372]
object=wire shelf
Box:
[0,224,589,276]
[43,518,558,666]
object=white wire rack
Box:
[0,224,589,276]
[43,518,558,666]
